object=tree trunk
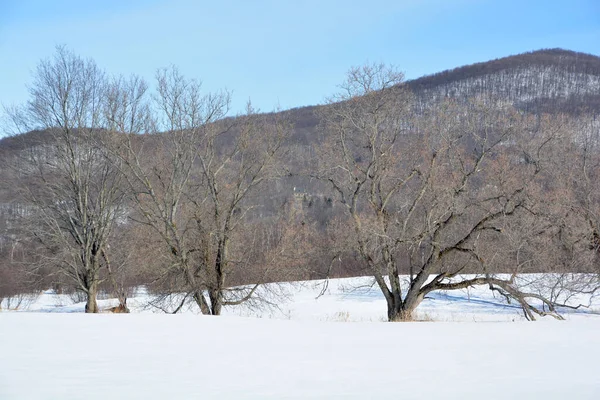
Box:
[103,249,129,313]
[388,306,419,322]
[387,301,401,322]
[386,292,423,322]
[85,280,99,313]
[209,238,227,315]
[193,290,211,315]
[210,289,222,315]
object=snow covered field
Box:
[1,277,599,399]
[9,276,600,322]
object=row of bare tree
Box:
[1,47,300,314]
[1,47,599,320]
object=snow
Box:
[1,313,599,399]
[1,276,599,399]
[12,275,600,322]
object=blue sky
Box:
[1,0,599,118]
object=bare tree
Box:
[6,46,127,313]
[108,67,289,315]
[520,115,600,307]
[0,239,32,310]
[317,63,584,321]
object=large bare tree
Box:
[107,67,289,315]
[317,63,587,321]
[6,46,127,313]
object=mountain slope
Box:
[406,48,600,114]
[267,48,600,151]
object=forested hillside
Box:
[408,48,600,114]
[268,48,600,154]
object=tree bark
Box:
[193,290,211,315]
[85,279,99,313]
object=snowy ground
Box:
[9,276,600,322]
[1,276,599,399]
